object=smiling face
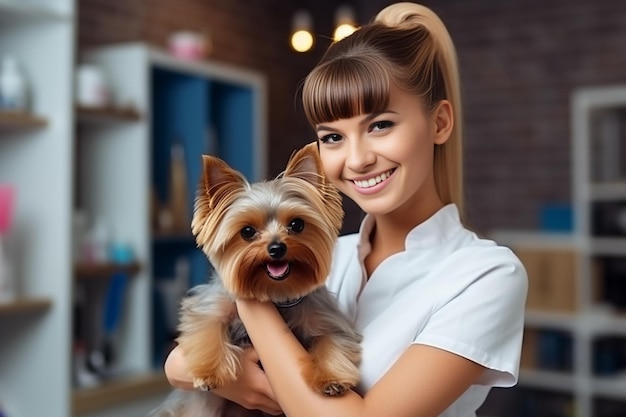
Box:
[316,86,452,222]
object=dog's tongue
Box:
[267,262,289,278]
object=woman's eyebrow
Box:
[359,110,396,125]
[316,110,397,132]
[316,124,333,132]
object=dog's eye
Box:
[288,218,305,234]
[240,226,256,240]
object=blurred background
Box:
[0,0,625,416]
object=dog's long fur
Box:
[150,143,362,417]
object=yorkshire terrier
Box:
[150,142,362,417]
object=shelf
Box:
[589,237,626,256]
[72,371,170,415]
[520,371,626,400]
[590,182,626,201]
[578,310,626,337]
[74,261,141,280]
[0,0,71,24]
[76,105,143,124]
[489,230,581,250]
[152,231,195,244]
[525,310,578,331]
[525,309,626,337]
[0,110,47,131]
[0,297,52,315]
[518,368,576,393]
[591,374,626,400]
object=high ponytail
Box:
[375,3,464,216]
[303,2,464,216]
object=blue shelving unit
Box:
[150,63,261,367]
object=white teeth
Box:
[354,170,393,189]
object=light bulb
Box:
[333,23,357,42]
[333,5,358,42]
[291,30,314,52]
[291,10,314,53]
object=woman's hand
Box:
[164,344,283,415]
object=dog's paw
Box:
[322,381,351,397]
[190,362,239,391]
[192,377,213,392]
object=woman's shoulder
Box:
[445,234,528,293]
[425,228,528,293]
[462,234,525,268]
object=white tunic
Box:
[326,204,528,417]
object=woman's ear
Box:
[433,100,453,145]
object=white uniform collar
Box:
[356,204,463,259]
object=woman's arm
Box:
[236,298,485,417]
[164,344,283,415]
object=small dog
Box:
[150,142,362,417]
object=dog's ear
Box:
[284,142,344,233]
[192,155,248,239]
[283,142,324,187]
[198,155,247,205]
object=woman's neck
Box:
[364,200,445,277]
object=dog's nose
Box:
[268,242,287,259]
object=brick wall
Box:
[80,0,626,234]
[361,0,626,234]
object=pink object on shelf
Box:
[167,31,210,61]
[0,185,15,235]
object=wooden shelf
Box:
[0,110,47,131]
[0,297,52,315]
[72,372,170,415]
[74,261,141,280]
[76,105,142,124]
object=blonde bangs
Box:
[302,57,391,126]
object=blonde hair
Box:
[302,2,464,214]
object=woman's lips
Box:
[350,169,395,195]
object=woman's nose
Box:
[346,141,375,171]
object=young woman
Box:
[165,3,528,416]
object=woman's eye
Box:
[319,133,342,144]
[287,218,305,234]
[240,226,256,240]
[370,120,394,132]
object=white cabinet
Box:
[0,1,74,416]
[0,4,267,413]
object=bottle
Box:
[0,56,28,112]
[169,141,189,233]
[75,63,110,108]
[90,217,109,263]
[0,185,16,302]
[0,234,16,303]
